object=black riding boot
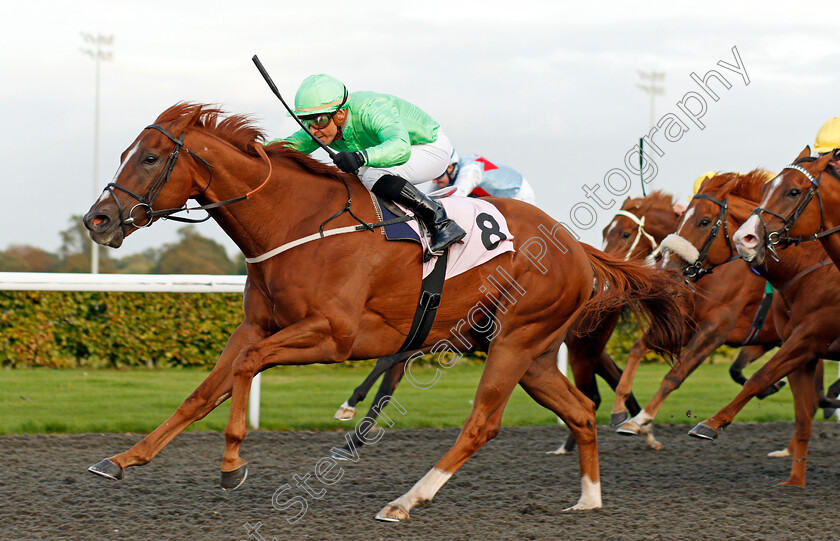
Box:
[371,174,466,254]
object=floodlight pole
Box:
[81,33,113,274]
[636,70,665,128]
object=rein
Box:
[613,210,656,261]
[104,124,273,229]
[679,193,739,280]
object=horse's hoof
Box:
[767,448,792,458]
[545,446,571,455]
[610,411,629,428]
[688,422,717,440]
[375,504,410,522]
[334,401,357,421]
[616,421,641,436]
[823,407,837,420]
[220,465,248,491]
[88,458,124,480]
[827,378,840,399]
[332,447,354,461]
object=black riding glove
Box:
[333,151,365,174]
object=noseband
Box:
[613,210,657,261]
[677,193,738,280]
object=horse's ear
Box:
[815,150,834,169]
[619,197,632,210]
[796,145,811,161]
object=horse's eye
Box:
[788,188,801,197]
[621,232,631,239]
[143,155,158,165]
[699,218,711,227]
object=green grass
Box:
[0,359,836,435]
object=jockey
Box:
[431,152,537,204]
[814,116,840,155]
[270,74,465,254]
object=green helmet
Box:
[291,74,348,117]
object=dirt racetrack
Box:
[1,422,838,540]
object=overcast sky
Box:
[2,1,839,258]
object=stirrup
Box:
[423,247,443,263]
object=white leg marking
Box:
[388,467,452,512]
[565,475,602,511]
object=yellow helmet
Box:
[814,117,840,154]
[692,171,717,194]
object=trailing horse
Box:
[83,103,688,519]
[658,170,840,486]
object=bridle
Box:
[676,193,738,280]
[103,124,272,230]
[612,210,656,261]
[750,160,833,256]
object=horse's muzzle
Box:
[83,209,125,248]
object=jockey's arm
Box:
[358,98,412,168]
[452,162,483,197]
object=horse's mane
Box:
[623,190,677,213]
[155,102,347,180]
[699,169,773,203]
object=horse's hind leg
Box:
[548,345,598,455]
[88,323,261,481]
[375,345,535,522]
[610,338,649,427]
[335,352,411,421]
[518,350,601,510]
[780,361,818,486]
[333,361,407,460]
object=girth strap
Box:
[397,249,450,353]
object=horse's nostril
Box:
[85,213,110,231]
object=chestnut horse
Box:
[659,170,840,486]
[611,173,785,437]
[740,147,840,271]
[333,191,682,458]
[82,103,688,519]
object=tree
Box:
[111,248,160,274]
[153,226,236,275]
[0,250,30,271]
[3,245,59,272]
[56,215,114,273]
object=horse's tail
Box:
[578,243,690,361]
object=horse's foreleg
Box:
[610,338,648,427]
[375,345,533,522]
[89,323,261,480]
[220,316,339,489]
[730,344,786,399]
[619,324,722,436]
[779,361,818,487]
[689,338,817,440]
